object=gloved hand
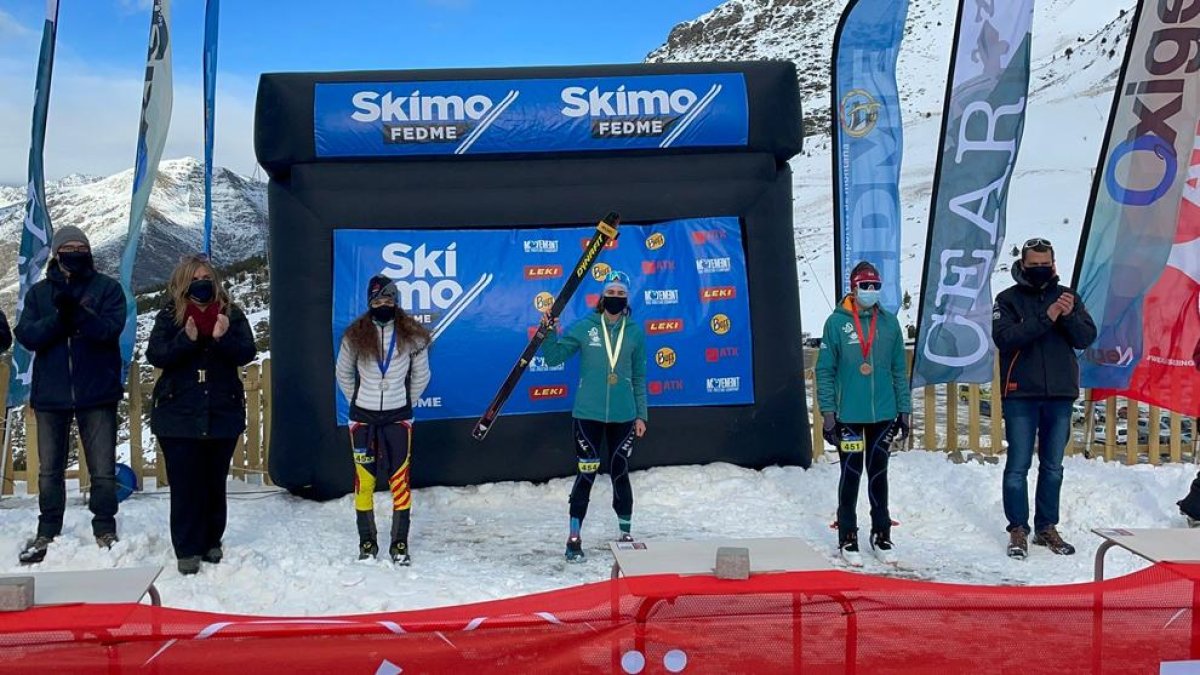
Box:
[53,292,78,321]
[895,413,911,442]
[822,412,839,446]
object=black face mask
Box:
[601,296,628,315]
[1024,265,1056,288]
[370,305,395,322]
[58,251,93,275]
[187,279,216,304]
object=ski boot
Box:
[357,511,379,560]
[389,541,411,566]
[838,530,863,568]
[565,537,586,563]
[870,529,897,565]
[617,533,634,544]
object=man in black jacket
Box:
[14,226,127,564]
[993,237,1097,560]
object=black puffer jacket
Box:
[993,264,1098,400]
[0,309,10,353]
[146,302,257,439]
[14,261,126,411]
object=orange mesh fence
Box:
[1,564,1198,673]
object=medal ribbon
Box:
[601,316,627,380]
[851,306,878,368]
[377,324,398,379]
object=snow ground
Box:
[1,450,1195,617]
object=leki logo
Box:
[646,319,683,335]
[524,265,563,280]
[641,260,675,275]
[655,347,677,368]
[691,229,728,245]
[701,286,737,302]
[581,237,619,250]
[645,232,666,250]
[706,346,739,363]
[530,385,569,400]
[711,314,731,335]
[591,263,612,281]
[534,291,555,311]
[648,380,684,395]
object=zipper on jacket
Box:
[67,336,77,407]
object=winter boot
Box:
[1007,527,1029,560]
[356,511,378,561]
[838,530,863,568]
[870,529,897,565]
[388,511,412,565]
[178,556,202,576]
[618,533,635,543]
[389,541,411,566]
[565,537,586,563]
[95,532,119,550]
[1032,526,1076,555]
[202,545,223,564]
[18,536,53,565]
[1178,472,1200,524]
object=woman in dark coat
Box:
[146,254,257,575]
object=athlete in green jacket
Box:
[815,261,912,567]
[541,271,648,562]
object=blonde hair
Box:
[168,255,231,325]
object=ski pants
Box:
[836,420,897,536]
[160,437,237,558]
[569,418,634,525]
[351,420,412,545]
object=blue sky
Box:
[0,0,724,183]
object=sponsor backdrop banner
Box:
[314,74,749,157]
[911,0,1034,388]
[1074,0,1200,393]
[831,0,909,312]
[332,217,754,423]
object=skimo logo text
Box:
[706,376,741,394]
[561,83,723,144]
[524,265,563,280]
[648,380,684,396]
[528,356,565,373]
[691,229,729,245]
[706,346,739,363]
[350,89,518,149]
[701,286,737,302]
[530,385,569,400]
[711,314,731,335]
[696,257,732,274]
[380,242,462,312]
[533,291,555,312]
[646,319,683,335]
[655,347,677,369]
[523,239,559,253]
[641,260,675,275]
[591,263,612,282]
[644,289,680,306]
[645,232,666,250]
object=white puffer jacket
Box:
[336,321,431,413]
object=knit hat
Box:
[850,262,881,288]
[366,274,398,304]
[51,226,89,255]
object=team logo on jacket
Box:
[588,326,602,346]
[696,257,731,274]
[700,286,736,301]
[646,319,683,335]
[641,260,674,274]
[644,289,679,305]
[524,265,563,280]
[649,379,684,395]
[655,347,677,368]
[534,291,555,311]
[592,263,612,281]
[706,346,739,362]
[706,376,741,393]
[530,385,569,400]
[710,314,731,335]
[645,232,666,250]
[523,239,559,253]
[528,356,565,373]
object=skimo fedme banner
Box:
[832,0,909,312]
[912,0,1033,388]
[331,217,755,423]
[1075,0,1200,391]
[314,74,749,157]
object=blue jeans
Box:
[1002,398,1073,533]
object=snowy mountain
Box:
[649,0,1137,332]
[0,158,267,309]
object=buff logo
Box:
[711,314,731,335]
[655,347,677,369]
[645,233,666,250]
[560,83,723,145]
[646,319,683,335]
[534,292,555,311]
[380,242,463,311]
[591,263,612,281]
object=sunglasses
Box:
[605,270,631,285]
[1022,237,1052,250]
[855,281,882,291]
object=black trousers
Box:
[35,405,119,538]
[836,420,897,536]
[569,419,635,524]
[160,437,237,558]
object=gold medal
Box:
[608,372,619,385]
[859,363,873,376]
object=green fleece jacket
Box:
[815,297,912,424]
[540,312,648,423]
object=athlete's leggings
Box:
[569,419,635,524]
[836,420,897,535]
[351,420,412,544]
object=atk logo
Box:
[351,89,519,151]
[560,83,723,145]
[645,232,666,250]
[644,289,680,305]
[706,346,739,363]
[710,314,731,335]
[641,260,675,275]
[530,385,569,400]
[700,286,736,302]
[580,237,618,250]
[523,239,559,253]
[648,380,685,396]
[696,257,732,274]
[706,376,741,394]
[534,291,555,311]
[592,262,612,281]
[646,319,683,335]
[691,229,729,245]
[381,240,493,342]
[524,265,563,280]
[655,347,677,369]
[528,356,565,373]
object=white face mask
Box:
[856,289,881,308]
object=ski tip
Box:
[601,211,620,226]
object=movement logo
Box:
[695,257,731,274]
[700,286,736,302]
[524,265,563,280]
[706,376,741,394]
[646,319,683,335]
[706,346,739,363]
[641,260,675,274]
[648,380,684,396]
[645,232,666,250]
[839,89,881,139]
[560,83,724,147]
[644,289,680,305]
[350,88,520,154]
[530,385,569,400]
[711,314,731,335]
[655,347,677,369]
[528,356,565,373]
[523,239,559,253]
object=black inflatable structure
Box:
[254,62,809,499]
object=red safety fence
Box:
[1,564,1199,673]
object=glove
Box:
[53,292,78,321]
[895,413,911,442]
[822,412,839,446]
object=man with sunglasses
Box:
[993,237,1096,560]
[816,261,911,567]
[14,226,127,564]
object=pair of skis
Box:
[472,212,621,441]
